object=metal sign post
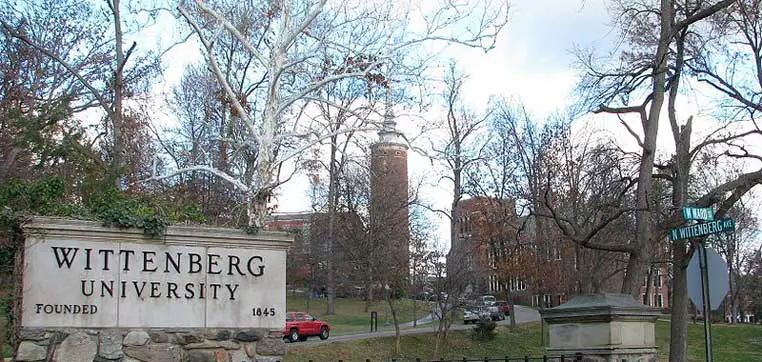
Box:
[698,242,713,362]
[670,207,735,362]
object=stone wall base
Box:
[15,328,285,362]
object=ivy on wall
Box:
[0,177,209,261]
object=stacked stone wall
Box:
[16,328,285,362]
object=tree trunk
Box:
[384,289,401,355]
[669,241,690,362]
[364,274,373,312]
[412,298,417,327]
[325,136,339,315]
[433,314,445,359]
[644,265,654,306]
[622,0,673,296]
[0,147,20,182]
[251,0,290,228]
[727,242,737,324]
[111,0,124,188]
[508,290,516,329]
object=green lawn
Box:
[285,323,547,362]
[285,320,762,362]
[286,296,434,335]
[657,320,762,362]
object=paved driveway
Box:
[287,305,541,348]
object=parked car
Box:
[428,292,449,302]
[486,305,505,321]
[493,300,511,315]
[463,306,490,324]
[479,295,497,305]
[283,312,331,342]
[463,308,479,324]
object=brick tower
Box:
[370,105,410,284]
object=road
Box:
[287,305,541,348]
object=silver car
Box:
[463,307,491,324]
[485,305,505,321]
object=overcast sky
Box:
[457,0,609,117]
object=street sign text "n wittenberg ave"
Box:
[669,218,735,241]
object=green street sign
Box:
[669,218,735,241]
[683,207,715,221]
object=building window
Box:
[489,275,503,293]
[509,277,526,291]
[533,294,553,308]
[657,294,663,308]
[653,269,662,288]
[642,294,648,306]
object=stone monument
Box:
[540,294,661,362]
[13,216,291,362]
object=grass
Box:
[286,323,546,362]
[286,295,433,335]
[285,319,762,362]
[656,320,762,362]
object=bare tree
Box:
[576,1,762,361]
[409,204,435,328]
[429,248,470,359]
[2,0,160,187]
[166,0,509,228]
[311,63,383,314]
[423,62,489,291]
[417,63,493,357]
[475,101,637,311]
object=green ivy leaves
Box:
[0,177,207,239]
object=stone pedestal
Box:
[540,294,660,362]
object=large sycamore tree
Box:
[158,0,509,227]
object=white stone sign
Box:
[20,218,289,329]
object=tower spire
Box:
[379,84,403,144]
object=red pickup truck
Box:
[283,312,331,342]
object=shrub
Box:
[472,316,497,340]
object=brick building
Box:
[640,266,670,310]
[448,197,674,310]
[369,110,410,283]
[264,212,313,289]
[264,211,366,295]
[448,197,579,307]
[448,198,524,295]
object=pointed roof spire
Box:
[378,83,404,145]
